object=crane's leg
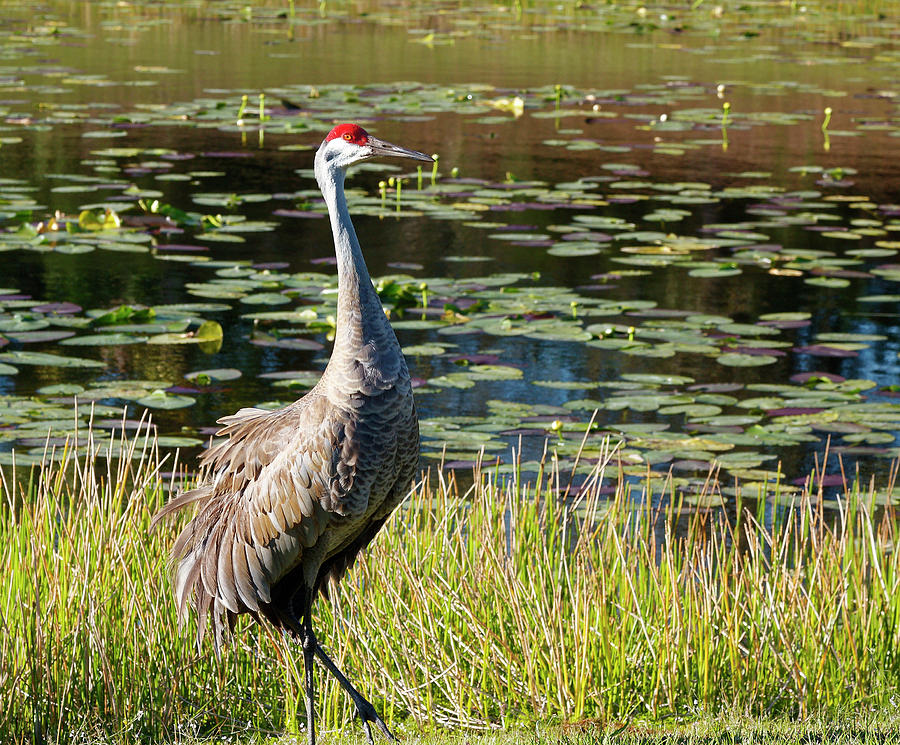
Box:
[314,642,397,744]
[300,614,317,745]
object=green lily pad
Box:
[60,333,147,346]
[427,374,475,389]
[185,368,242,383]
[758,312,811,322]
[240,292,291,305]
[717,353,778,367]
[688,266,742,278]
[0,351,105,369]
[463,364,523,381]
[403,343,446,356]
[621,373,694,385]
[5,330,76,344]
[37,384,85,395]
[817,333,886,343]
[147,321,223,347]
[805,276,850,288]
[547,243,602,257]
[268,370,321,388]
[135,391,196,409]
[90,306,155,326]
[533,380,600,390]
[155,436,205,447]
[659,404,722,418]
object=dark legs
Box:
[286,609,395,744]
[314,642,397,745]
[300,614,317,745]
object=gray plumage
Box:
[152,123,432,745]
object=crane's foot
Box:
[314,643,397,743]
[352,693,397,745]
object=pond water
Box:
[1,0,900,501]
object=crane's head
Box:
[316,123,433,172]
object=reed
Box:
[2,415,899,743]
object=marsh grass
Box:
[2,414,900,744]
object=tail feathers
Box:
[212,599,229,654]
[155,468,260,656]
[150,485,214,530]
[215,407,269,434]
[196,588,213,649]
[175,551,201,621]
[173,544,235,656]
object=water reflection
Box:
[0,0,899,493]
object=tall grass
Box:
[2,415,899,743]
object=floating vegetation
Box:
[0,0,899,491]
[3,162,900,486]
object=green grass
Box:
[2,415,900,743]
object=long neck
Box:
[317,162,394,355]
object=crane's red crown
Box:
[325,123,369,145]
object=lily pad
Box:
[717,353,778,367]
[240,292,291,305]
[186,368,242,383]
[0,351,105,369]
[135,391,196,409]
[60,333,147,346]
[147,321,223,347]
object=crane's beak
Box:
[367,136,434,163]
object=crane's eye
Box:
[343,133,352,141]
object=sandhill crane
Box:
[152,123,432,745]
